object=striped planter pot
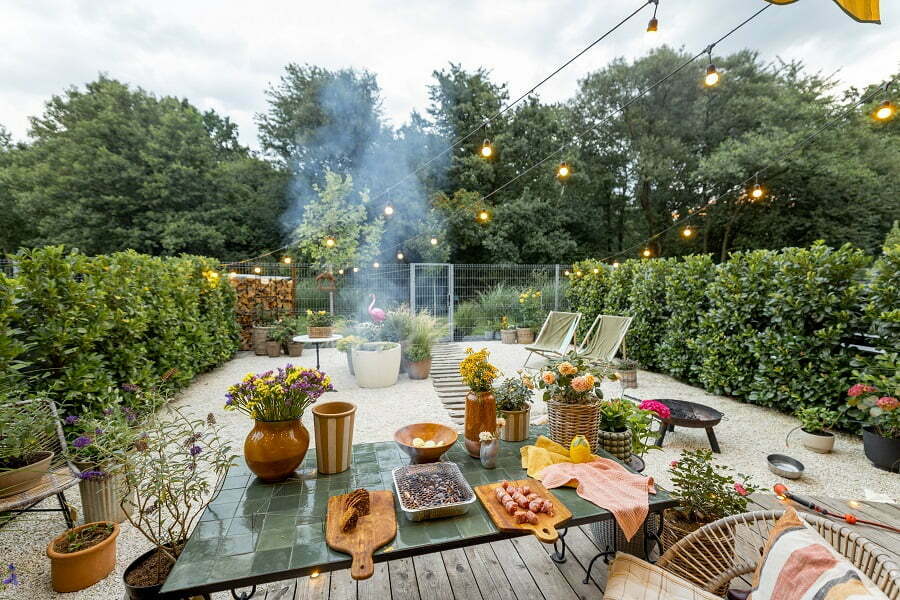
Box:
[312,401,357,474]
[500,409,530,442]
[79,472,129,523]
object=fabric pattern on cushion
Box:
[748,507,888,600]
[604,552,721,600]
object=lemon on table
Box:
[424,440,436,448]
[569,435,591,463]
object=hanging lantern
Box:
[480,139,493,158]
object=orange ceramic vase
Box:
[464,391,496,458]
[244,419,309,482]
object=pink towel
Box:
[539,458,656,541]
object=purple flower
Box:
[190,445,202,456]
[78,470,106,481]
[2,564,18,586]
[122,383,140,393]
[73,436,92,449]
[64,415,79,425]
[94,428,105,435]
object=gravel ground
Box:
[2,341,895,599]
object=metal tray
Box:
[392,462,476,521]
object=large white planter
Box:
[352,342,401,388]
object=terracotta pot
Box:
[0,450,54,498]
[287,342,304,357]
[308,326,333,339]
[546,398,601,451]
[516,327,535,344]
[265,340,281,358]
[47,521,119,593]
[251,326,273,355]
[312,402,357,474]
[244,419,309,482]
[78,471,129,523]
[500,329,517,344]
[863,426,900,472]
[500,408,530,442]
[598,428,632,460]
[798,429,835,454]
[464,391,497,457]
[407,358,432,380]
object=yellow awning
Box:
[765,0,880,24]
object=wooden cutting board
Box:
[474,479,571,544]
[325,490,396,580]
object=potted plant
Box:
[499,316,517,344]
[272,317,303,357]
[226,365,334,481]
[494,375,533,441]
[614,357,639,389]
[531,352,615,451]
[352,341,402,388]
[306,309,335,338]
[47,521,119,592]
[251,305,277,356]
[460,347,501,457]
[381,306,415,372]
[788,406,839,454]
[265,329,282,357]
[0,395,57,498]
[846,377,899,472]
[118,407,234,599]
[516,288,544,344]
[337,335,364,375]
[597,399,634,460]
[633,399,669,458]
[405,312,443,380]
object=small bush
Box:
[565,260,610,336]
[625,258,673,369]
[657,255,715,382]
[453,301,479,337]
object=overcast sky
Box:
[2,1,898,150]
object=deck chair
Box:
[577,314,633,364]
[522,311,581,370]
[0,398,79,530]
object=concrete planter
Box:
[352,342,401,388]
[798,429,835,454]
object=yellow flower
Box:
[536,291,541,296]
[542,371,557,385]
[242,373,254,382]
[558,362,577,376]
[518,299,524,304]
[583,374,596,388]
[306,309,313,315]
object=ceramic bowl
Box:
[767,453,805,480]
[394,423,458,464]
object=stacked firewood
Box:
[228,275,294,349]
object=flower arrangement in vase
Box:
[531,352,615,451]
[225,365,334,481]
[460,347,501,457]
[494,374,533,441]
[306,309,335,338]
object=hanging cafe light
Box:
[703,45,720,87]
[642,248,653,258]
[396,251,404,260]
[373,262,380,268]
[681,226,694,238]
[325,237,336,248]
[253,266,262,274]
[556,162,571,179]
[646,0,659,33]
[874,100,896,121]
[384,205,395,216]
[480,139,493,158]
[430,237,438,246]
[477,210,490,222]
[749,173,766,201]
[282,256,291,264]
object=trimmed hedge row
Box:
[567,242,892,430]
[1,246,239,414]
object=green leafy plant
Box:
[269,317,302,346]
[404,311,443,362]
[56,523,115,554]
[516,288,545,329]
[453,301,479,337]
[613,357,639,371]
[795,406,839,434]
[0,395,56,471]
[565,261,610,338]
[668,449,757,524]
[253,305,278,327]
[336,335,365,354]
[657,255,715,382]
[598,398,633,432]
[625,258,673,369]
[494,376,533,413]
[380,305,415,343]
[305,309,334,327]
[846,378,899,439]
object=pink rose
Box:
[639,399,671,420]
[733,483,748,496]
[669,460,679,468]
[876,396,899,411]
[848,384,878,397]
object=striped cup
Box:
[312,401,357,474]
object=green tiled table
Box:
[160,427,675,599]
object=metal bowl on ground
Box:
[767,453,805,479]
[394,423,458,464]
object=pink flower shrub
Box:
[733,482,749,496]
[670,460,679,468]
[848,383,878,397]
[876,396,899,411]
[639,399,671,420]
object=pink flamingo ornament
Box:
[368,294,386,324]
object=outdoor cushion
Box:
[604,552,721,600]
[748,507,888,600]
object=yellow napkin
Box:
[519,436,601,485]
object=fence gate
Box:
[410,263,453,340]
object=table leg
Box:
[314,343,321,370]
[582,525,617,584]
[551,527,568,563]
[643,511,665,563]
[706,427,721,453]
[231,586,256,599]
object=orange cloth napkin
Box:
[539,459,656,541]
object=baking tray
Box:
[392,462,476,521]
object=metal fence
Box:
[225,262,571,341]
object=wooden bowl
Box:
[394,423,458,464]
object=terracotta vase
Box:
[47,522,119,593]
[406,358,432,380]
[312,401,357,474]
[244,419,309,482]
[0,450,53,498]
[464,391,496,458]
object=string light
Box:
[373,262,380,268]
[556,162,571,179]
[282,256,291,264]
[338,269,344,275]
[612,261,620,268]
[396,251,404,260]
[749,173,766,200]
[563,270,570,276]
[703,46,720,87]
[592,268,599,274]
[575,270,583,277]
[642,248,652,258]
[646,0,659,33]
[480,139,493,158]
[325,237,336,248]
[478,210,490,222]
[874,100,896,121]
[353,267,359,273]
[253,266,261,274]
[681,226,694,238]
[384,205,394,216]
[430,237,438,246]
[229,271,237,277]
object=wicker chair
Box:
[656,509,900,599]
[0,398,79,529]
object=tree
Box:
[289,171,384,268]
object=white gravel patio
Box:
[1,340,894,599]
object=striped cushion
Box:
[748,507,888,600]
[604,552,721,600]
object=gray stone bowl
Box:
[767,453,805,479]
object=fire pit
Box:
[649,398,724,453]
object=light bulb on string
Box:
[384,205,394,216]
[282,256,291,264]
[681,226,694,238]
[373,262,380,269]
[480,139,493,158]
[253,266,262,274]
[477,210,490,222]
[556,162,571,179]
[642,248,652,258]
[430,237,438,246]
[612,261,620,268]
[325,237,336,248]
[352,267,359,273]
[646,0,659,33]
[874,100,896,121]
[703,46,720,87]
[749,173,766,201]
[338,269,344,275]
[396,251,404,260]
[592,268,599,274]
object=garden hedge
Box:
[1,246,239,414]
[565,242,895,430]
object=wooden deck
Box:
[241,494,900,600]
